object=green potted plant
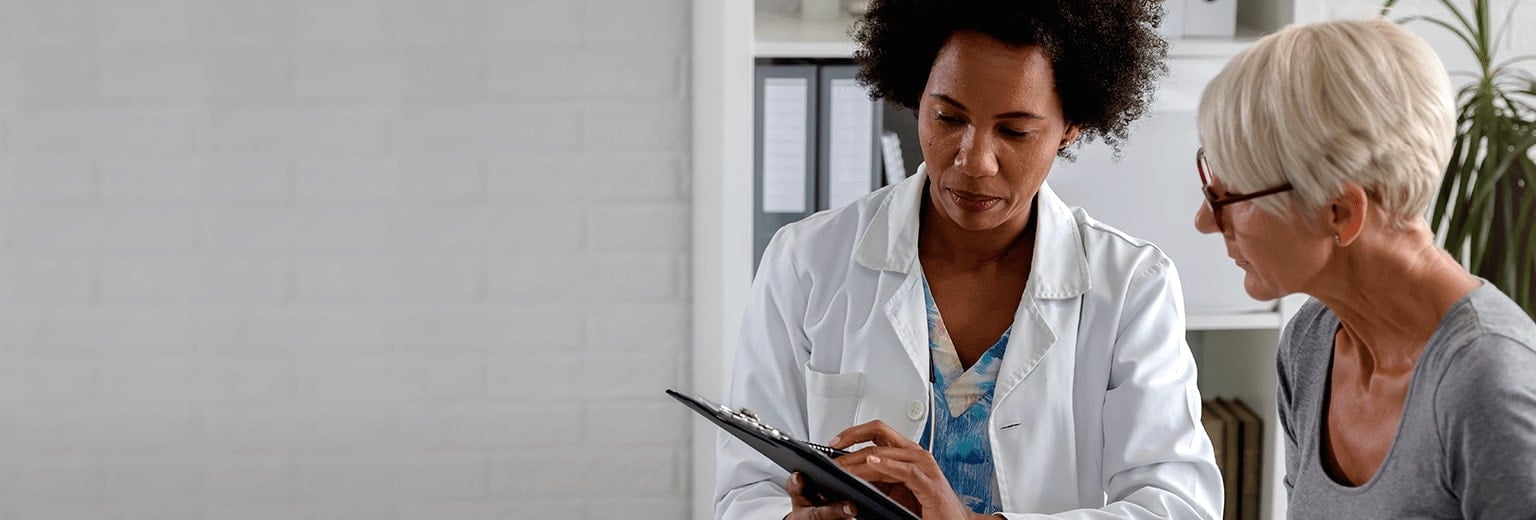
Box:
[1383,0,1536,318]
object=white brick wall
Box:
[0,1,692,518]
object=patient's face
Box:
[1195,174,1331,301]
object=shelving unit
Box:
[691,2,1327,519]
[754,11,857,58]
[757,12,1272,60]
[1188,310,1285,331]
[1168,24,1269,57]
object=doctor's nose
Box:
[954,129,999,177]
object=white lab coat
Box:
[717,165,1221,519]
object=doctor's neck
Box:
[918,194,1037,270]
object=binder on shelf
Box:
[880,130,906,187]
[881,101,923,183]
[816,64,883,211]
[754,64,819,269]
[1184,0,1237,37]
[1224,397,1264,520]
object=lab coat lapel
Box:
[883,274,929,384]
[993,182,1088,405]
[855,166,931,384]
[993,299,1057,407]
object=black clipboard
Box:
[666,389,919,520]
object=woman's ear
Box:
[1331,183,1370,246]
[1059,124,1082,151]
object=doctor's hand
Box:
[830,420,992,520]
[785,472,858,520]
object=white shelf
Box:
[1167,24,1267,58]
[755,12,1265,60]
[754,11,858,58]
[1187,310,1283,331]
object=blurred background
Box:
[0,0,691,518]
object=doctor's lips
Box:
[948,188,1002,212]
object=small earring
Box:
[1334,235,1341,245]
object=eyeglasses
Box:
[1197,148,1295,232]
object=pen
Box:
[807,441,852,458]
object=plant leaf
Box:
[1432,0,1483,54]
[1468,121,1536,220]
[1514,159,1536,315]
[1446,96,1494,259]
[1399,15,1483,63]
[1389,0,1534,320]
[1494,0,1526,55]
[1435,127,1471,233]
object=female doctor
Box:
[717,0,1222,519]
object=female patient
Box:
[1195,17,1536,517]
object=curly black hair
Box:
[853,0,1168,155]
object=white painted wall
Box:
[0,1,692,518]
[1328,0,1532,81]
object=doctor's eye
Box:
[998,127,1031,139]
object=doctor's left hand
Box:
[829,420,993,520]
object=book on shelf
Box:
[1223,397,1264,520]
[1202,398,1241,519]
[1202,397,1263,520]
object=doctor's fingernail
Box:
[829,436,840,446]
[868,455,882,464]
[843,505,855,515]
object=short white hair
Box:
[1197,16,1456,227]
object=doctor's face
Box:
[918,31,1079,233]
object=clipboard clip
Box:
[679,391,852,458]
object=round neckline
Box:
[1306,290,1477,493]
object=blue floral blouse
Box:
[918,277,1008,515]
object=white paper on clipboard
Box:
[827,78,875,209]
[761,78,810,214]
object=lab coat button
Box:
[907,400,925,421]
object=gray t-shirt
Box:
[1279,283,1536,519]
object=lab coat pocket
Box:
[803,363,865,443]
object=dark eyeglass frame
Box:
[1197,148,1295,232]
